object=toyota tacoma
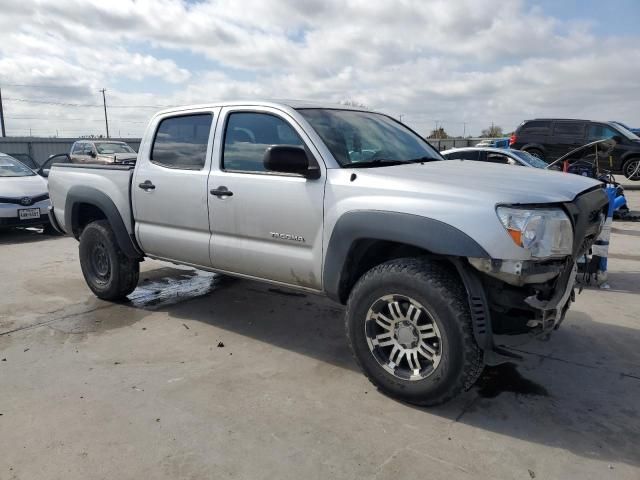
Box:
[47,101,608,405]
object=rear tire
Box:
[79,220,139,300]
[345,257,483,406]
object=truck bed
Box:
[48,163,135,236]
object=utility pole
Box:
[399,114,404,123]
[100,88,110,139]
[0,88,6,137]
[462,122,466,138]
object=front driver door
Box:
[208,107,326,290]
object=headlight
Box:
[496,207,573,258]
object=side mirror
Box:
[263,145,320,179]
[40,168,50,178]
[90,150,97,158]
[611,135,624,144]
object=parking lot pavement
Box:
[1,204,639,480]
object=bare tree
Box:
[481,124,503,138]
[427,127,450,139]
[340,99,369,109]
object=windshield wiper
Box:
[407,156,438,163]
[347,159,410,168]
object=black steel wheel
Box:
[79,220,139,300]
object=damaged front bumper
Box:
[456,186,609,364]
[469,257,577,337]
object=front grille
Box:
[564,187,609,258]
[0,193,49,206]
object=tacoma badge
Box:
[270,232,305,242]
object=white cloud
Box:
[0,0,638,138]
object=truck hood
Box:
[0,175,48,198]
[353,160,601,204]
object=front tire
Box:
[345,258,483,406]
[79,220,139,300]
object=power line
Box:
[3,97,173,108]
[0,83,87,89]
[4,115,146,123]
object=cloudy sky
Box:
[0,0,638,138]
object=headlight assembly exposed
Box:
[496,207,573,258]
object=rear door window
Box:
[486,153,513,164]
[442,150,480,161]
[151,114,213,169]
[519,121,551,135]
[553,122,585,137]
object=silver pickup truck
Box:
[48,101,608,405]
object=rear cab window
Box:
[151,114,213,169]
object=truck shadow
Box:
[0,227,63,245]
[124,267,640,468]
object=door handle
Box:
[138,180,156,191]
[210,186,233,197]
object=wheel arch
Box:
[65,186,142,259]
[520,143,546,155]
[323,211,490,304]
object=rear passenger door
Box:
[550,121,586,159]
[133,109,219,267]
[207,106,326,290]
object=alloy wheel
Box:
[365,294,442,381]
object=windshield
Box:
[0,154,36,177]
[297,109,441,167]
[611,124,640,141]
[95,143,135,154]
[511,150,549,169]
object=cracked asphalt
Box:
[1,192,640,479]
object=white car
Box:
[0,153,52,231]
[441,147,550,168]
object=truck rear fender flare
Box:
[323,210,490,303]
[64,186,143,259]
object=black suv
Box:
[510,119,640,180]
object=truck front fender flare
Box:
[64,186,142,259]
[323,210,490,302]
